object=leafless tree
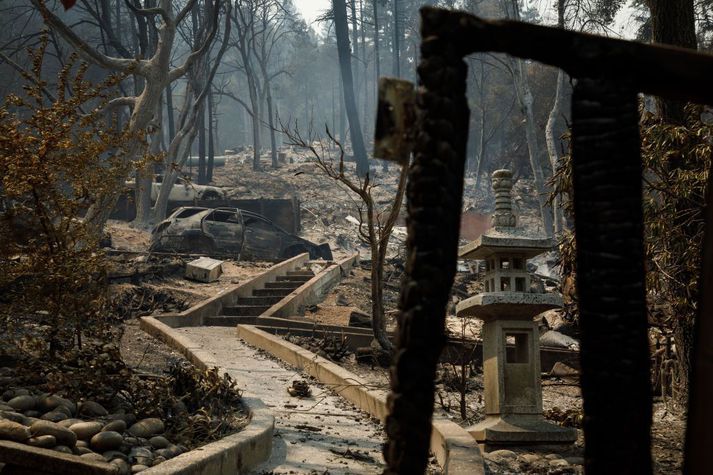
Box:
[283,124,406,352]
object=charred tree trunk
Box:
[333,0,369,176]
[646,0,696,124]
[383,8,470,473]
[207,88,215,182]
[197,104,207,184]
[685,141,713,473]
[571,77,652,474]
[545,0,566,235]
[266,85,278,168]
[165,84,175,143]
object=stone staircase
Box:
[204,268,315,326]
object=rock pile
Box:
[483,449,584,474]
[0,388,187,474]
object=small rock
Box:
[123,436,140,446]
[154,446,182,460]
[103,450,129,461]
[91,431,124,451]
[24,410,41,418]
[152,456,166,466]
[565,456,585,465]
[79,401,108,417]
[30,420,77,447]
[1,411,30,425]
[0,420,31,441]
[70,421,103,440]
[76,440,89,448]
[76,446,94,455]
[27,435,57,448]
[7,395,36,412]
[128,418,164,438]
[549,459,570,468]
[149,436,169,449]
[81,453,106,461]
[132,465,149,473]
[520,454,542,465]
[52,405,73,417]
[130,447,153,466]
[550,361,580,377]
[545,453,560,460]
[41,411,68,423]
[103,420,127,433]
[111,458,131,475]
[37,395,67,413]
[335,293,349,306]
[0,404,13,411]
[108,413,137,426]
[59,418,83,428]
[54,445,73,454]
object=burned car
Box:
[150,207,332,261]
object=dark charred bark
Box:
[207,89,215,182]
[333,0,369,176]
[685,143,713,473]
[383,8,469,473]
[571,78,652,474]
[646,0,696,123]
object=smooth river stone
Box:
[7,395,36,412]
[78,401,108,417]
[0,420,31,441]
[90,431,124,452]
[27,435,57,448]
[30,420,77,447]
[70,421,103,440]
[127,419,164,438]
[102,419,127,433]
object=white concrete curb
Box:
[139,317,274,474]
[236,325,486,475]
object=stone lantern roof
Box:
[459,169,552,260]
[455,169,562,320]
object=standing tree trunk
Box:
[383,9,470,472]
[645,0,697,397]
[512,57,554,236]
[207,88,215,182]
[333,0,369,176]
[646,0,696,124]
[571,77,652,474]
[392,0,400,77]
[266,84,278,168]
[545,0,566,235]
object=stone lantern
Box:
[456,169,576,447]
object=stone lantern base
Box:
[468,415,577,448]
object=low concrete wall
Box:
[263,254,359,319]
[236,325,485,475]
[141,398,273,475]
[153,253,311,328]
[138,319,274,475]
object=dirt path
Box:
[175,326,387,474]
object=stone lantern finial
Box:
[491,169,517,228]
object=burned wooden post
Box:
[570,78,651,472]
[376,6,713,474]
[378,9,470,474]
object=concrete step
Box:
[223,304,273,316]
[264,281,302,289]
[286,270,315,277]
[275,275,312,282]
[253,288,293,297]
[204,315,258,326]
[237,296,284,306]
